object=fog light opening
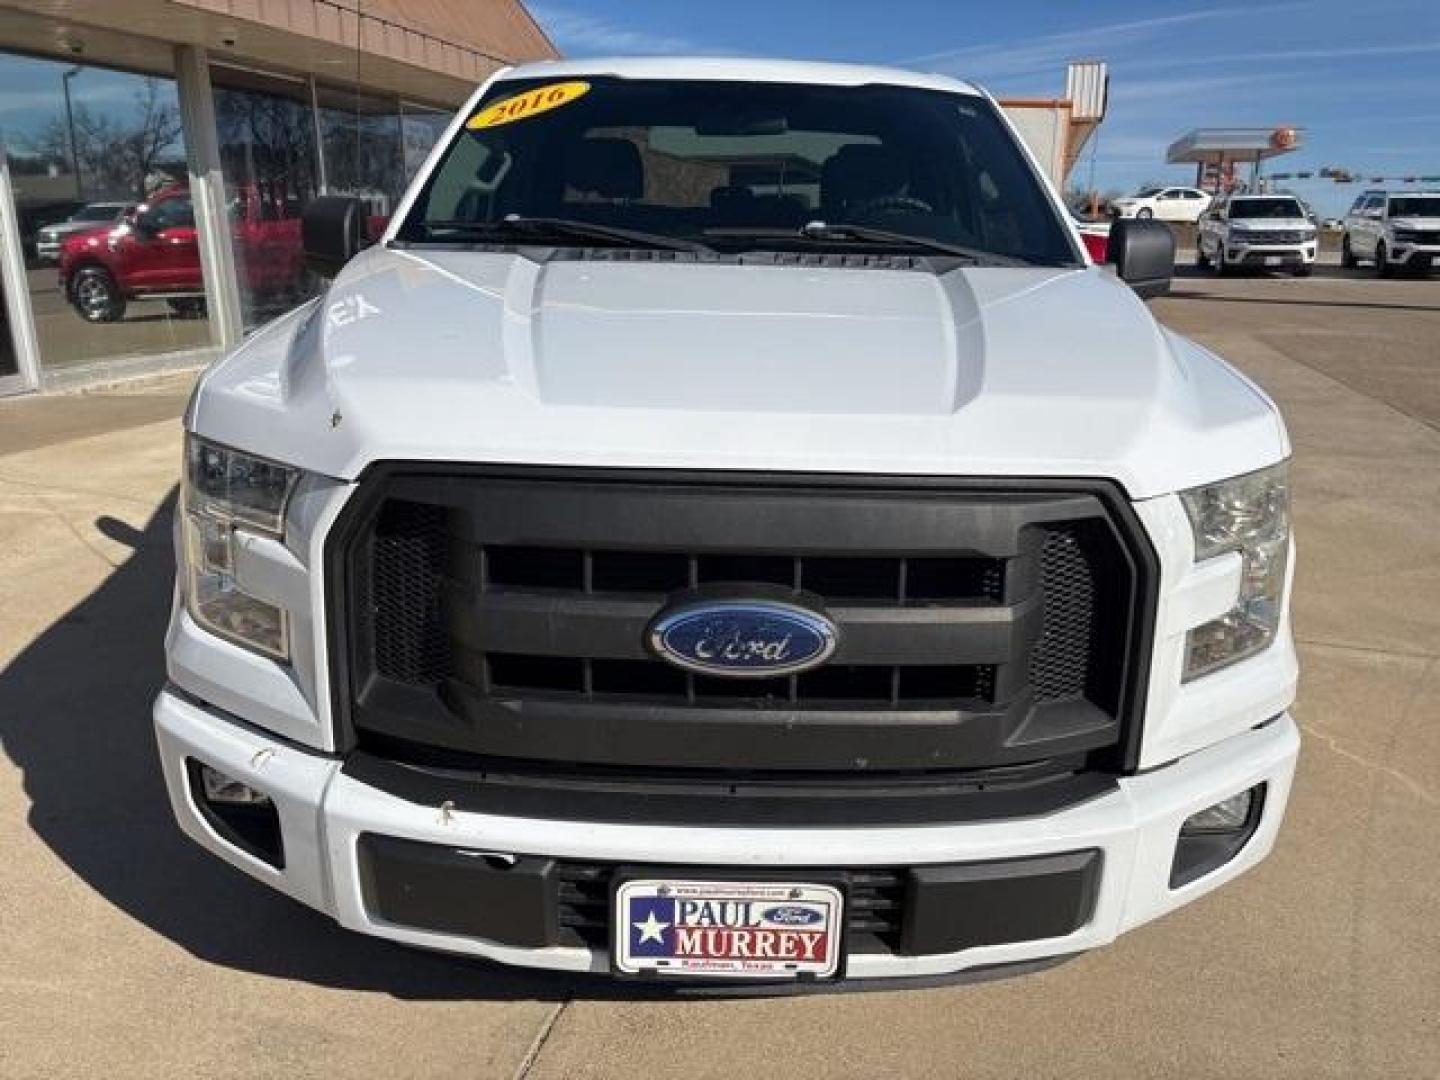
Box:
[199,762,273,807]
[1169,783,1266,889]
[1181,788,1254,833]
[186,759,285,869]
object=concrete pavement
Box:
[1,268,1437,1078]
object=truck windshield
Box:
[1389,197,1440,217]
[396,77,1079,265]
[1228,198,1306,219]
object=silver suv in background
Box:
[1342,191,1440,277]
[1197,195,1317,277]
[34,202,131,262]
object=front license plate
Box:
[614,879,843,979]
[1264,255,1283,266]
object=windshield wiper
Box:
[419,214,711,253]
[705,221,1052,266]
[798,221,1053,266]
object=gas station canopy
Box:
[1166,127,1303,193]
[1167,127,1304,165]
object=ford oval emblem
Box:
[647,599,838,678]
[762,904,824,926]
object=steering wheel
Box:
[847,194,934,217]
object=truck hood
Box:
[191,245,1287,499]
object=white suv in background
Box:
[1342,190,1440,277]
[1111,186,1211,222]
[1198,195,1318,276]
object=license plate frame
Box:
[1263,255,1283,266]
[612,875,846,980]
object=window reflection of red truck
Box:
[59,184,308,323]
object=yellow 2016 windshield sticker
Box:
[467,81,590,130]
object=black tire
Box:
[167,298,207,319]
[1214,243,1230,277]
[1293,264,1313,277]
[1340,235,1357,268]
[1375,242,1393,278]
[1196,238,1211,268]
[70,266,125,323]
[1136,207,1154,220]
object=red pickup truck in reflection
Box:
[59,185,307,323]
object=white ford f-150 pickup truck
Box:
[156,57,1299,988]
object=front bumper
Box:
[1224,241,1317,267]
[1388,244,1440,269]
[154,688,1299,982]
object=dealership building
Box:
[0,0,556,396]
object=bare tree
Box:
[213,86,320,204]
[28,78,184,200]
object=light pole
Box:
[62,66,83,199]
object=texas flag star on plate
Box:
[627,895,676,957]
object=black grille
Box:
[483,653,993,706]
[357,833,1102,959]
[1029,527,1097,702]
[368,501,452,685]
[554,861,905,952]
[485,545,1004,602]
[1237,230,1310,245]
[337,469,1152,781]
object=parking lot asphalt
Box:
[1,267,1437,1079]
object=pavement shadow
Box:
[0,491,634,1003]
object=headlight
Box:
[1179,463,1290,681]
[181,436,299,659]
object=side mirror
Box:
[302,196,367,278]
[1109,218,1174,299]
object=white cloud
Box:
[898,2,1322,88]
[530,4,712,56]
[900,4,1303,83]
[1109,72,1297,104]
[1125,39,1440,70]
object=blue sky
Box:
[530,0,1440,216]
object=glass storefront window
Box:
[315,84,404,216]
[1,254,19,383]
[401,103,453,182]
[211,64,453,333]
[0,51,212,373]
[214,70,435,330]
[212,65,321,330]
